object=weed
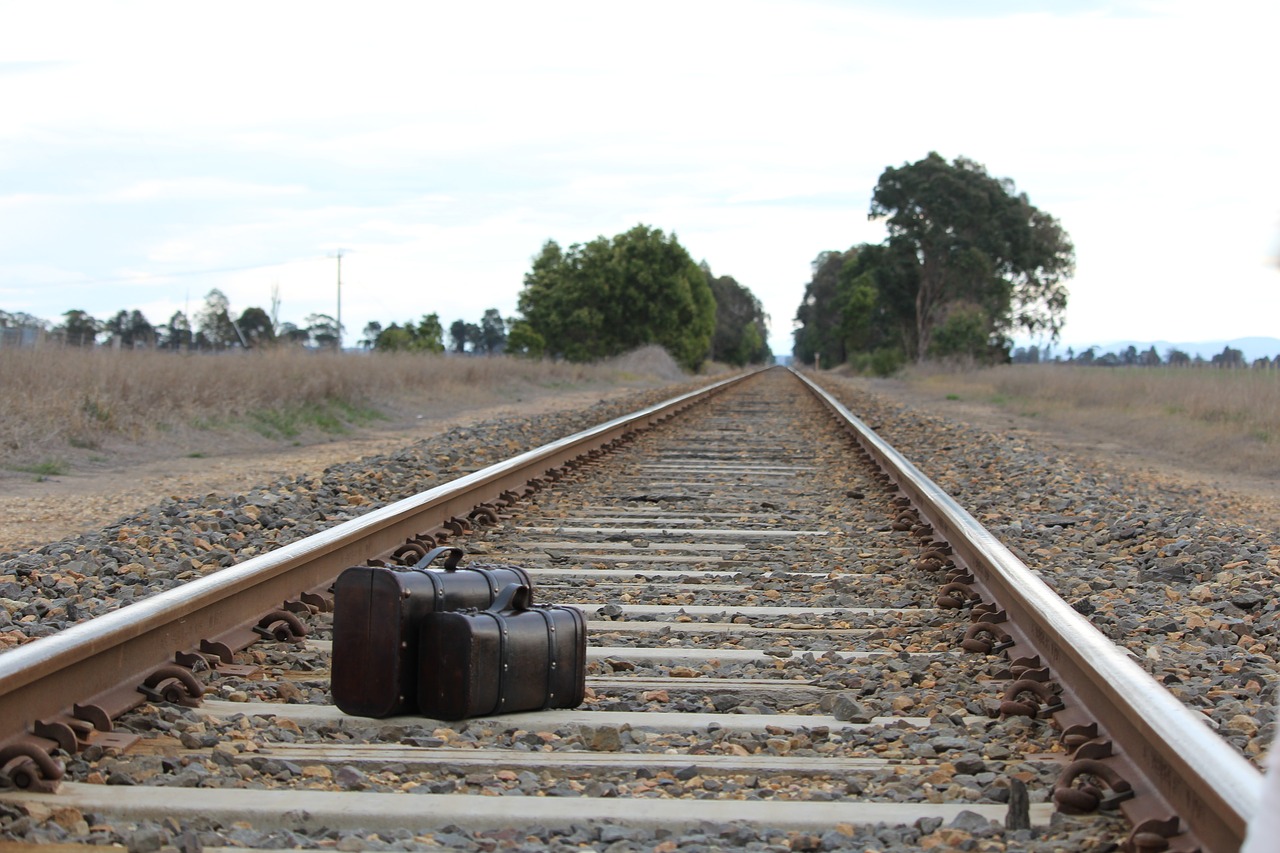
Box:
[946,394,961,401]
[81,396,112,424]
[187,451,207,458]
[12,459,68,477]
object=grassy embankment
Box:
[897,364,1280,479]
[0,345,695,476]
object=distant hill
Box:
[1057,336,1280,362]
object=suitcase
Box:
[417,583,587,720]
[331,546,533,717]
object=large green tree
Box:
[792,249,858,367]
[868,152,1075,362]
[704,264,770,366]
[513,225,715,371]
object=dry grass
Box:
[0,345,696,470]
[903,364,1280,478]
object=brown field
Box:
[876,363,1280,481]
[0,344,696,474]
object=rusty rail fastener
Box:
[0,740,64,793]
[998,678,1064,718]
[139,665,205,708]
[1052,758,1133,814]
[961,622,1014,653]
[937,582,981,609]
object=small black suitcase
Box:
[417,583,586,720]
[331,546,532,717]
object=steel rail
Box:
[0,370,758,757]
[795,368,1262,853]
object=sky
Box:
[1,0,1277,356]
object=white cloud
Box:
[2,0,1277,354]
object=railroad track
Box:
[0,367,1264,852]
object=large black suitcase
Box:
[417,583,586,720]
[331,546,532,717]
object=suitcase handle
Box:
[410,546,466,572]
[487,583,532,614]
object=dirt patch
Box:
[859,375,1280,532]
[0,389,634,553]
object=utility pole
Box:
[334,251,343,351]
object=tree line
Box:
[1012,343,1280,369]
[1,293,341,351]
[1,224,773,371]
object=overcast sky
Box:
[2,0,1276,355]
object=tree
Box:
[369,315,445,353]
[372,323,413,352]
[1211,346,1244,368]
[504,320,545,358]
[162,311,193,350]
[792,250,856,367]
[277,322,309,346]
[448,319,480,354]
[1011,345,1041,364]
[705,264,770,366]
[103,310,131,348]
[58,310,99,347]
[196,289,238,350]
[305,313,342,350]
[360,321,383,350]
[413,314,445,353]
[236,307,276,348]
[868,152,1075,362]
[515,224,715,371]
[103,309,155,348]
[449,319,469,353]
[478,309,506,354]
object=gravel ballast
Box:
[1,372,1273,851]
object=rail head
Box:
[793,368,1262,853]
